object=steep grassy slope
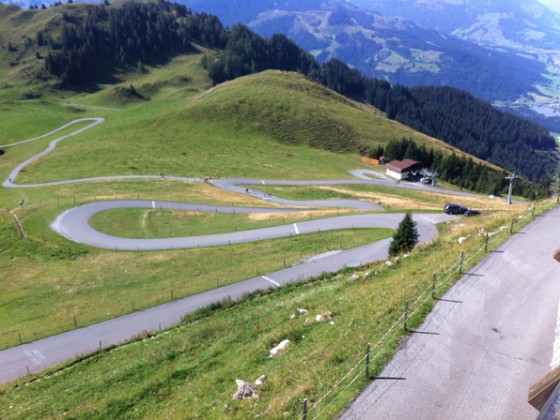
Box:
[0,8,545,420]
[13,69,484,185]
[0,200,551,419]
[0,3,99,100]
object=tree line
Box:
[43,1,227,86]
[366,138,550,199]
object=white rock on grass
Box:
[233,379,258,400]
[255,375,267,386]
[297,308,308,315]
[269,339,292,358]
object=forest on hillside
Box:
[37,1,557,197]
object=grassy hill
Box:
[0,4,547,419]
[12,68,479,185]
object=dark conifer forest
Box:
[41,1,558,198]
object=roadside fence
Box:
[300,199,557,420]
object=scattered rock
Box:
[297,308,308,315]
[315,314,325,322]
[304,318,313,325]
[255,375,267,386]
[269,339,292,358]
[233,379,258,400]
[403,253,410,258]
[289,314,296,320]
[458,236,468,244]
[385,260,393,267]
[329,321,335,325]
[349,274,360,282]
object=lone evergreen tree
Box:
[389,212,419,256]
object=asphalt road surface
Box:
[0,211,452,384]
[342,206,560,420]
[0,116,528,393]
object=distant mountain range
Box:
[185,0,559,102]
[4,0,560,126]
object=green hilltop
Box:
[0,3,554,419]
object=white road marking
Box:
[24,349,46,365]
[552,301,560,369]
[262,276,280,286]
[152,201,155,209]
[261,180,266,185]
[294,223,299,234]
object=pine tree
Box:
[389,212,419,257]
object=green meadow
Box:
[0,23,545,419]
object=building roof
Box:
[386,159,422,173]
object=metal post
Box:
[365,343,371,378]
[505,172,517,205]
[432,272,437,299]
[459,251,464,274]
[302,398,308,420]
[404,302,409,331]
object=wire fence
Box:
[301,200,557,420]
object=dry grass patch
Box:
[247,209,349,222]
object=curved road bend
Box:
[343,206,560,420]
[0,212,452,385]
[1,117,489,206]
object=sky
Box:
[536,0,560,14]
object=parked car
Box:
[464,209,481,217]
[420,177,432,184]
[443,203,468,214]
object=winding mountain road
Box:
[0,117,503,386]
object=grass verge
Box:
[0,198,554,419]
[0,228,392,350]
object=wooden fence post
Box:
[432,272,437,299]
[404,302,409,331]
[302,398,308,420]
[459,251,465,274]
[484,233,489,253]
[365,343,371,378]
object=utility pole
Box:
[505,172,518,205]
